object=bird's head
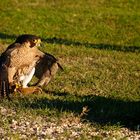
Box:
[15,34,41,48]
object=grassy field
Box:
[0,0,140,139]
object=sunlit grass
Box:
[0,0,140,138]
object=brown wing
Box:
[0,43,23,99]
[0,50,11,99]
[34,51,63,87]
[0,64,10,99]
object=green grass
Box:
[0,0,140,139]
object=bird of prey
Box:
[0,34,42,99]
[0,34,63,99]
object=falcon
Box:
[0,34,63,99]
[0,34,42,99]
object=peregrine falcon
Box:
[0,34,42,99]
[0,34,63,99]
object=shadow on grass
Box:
[16,90,140,131]
[43,37,140,53]
[0,32,140,129]
[0,33,17,40]
[0,32,140,53]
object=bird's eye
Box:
[33,39,37,43]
